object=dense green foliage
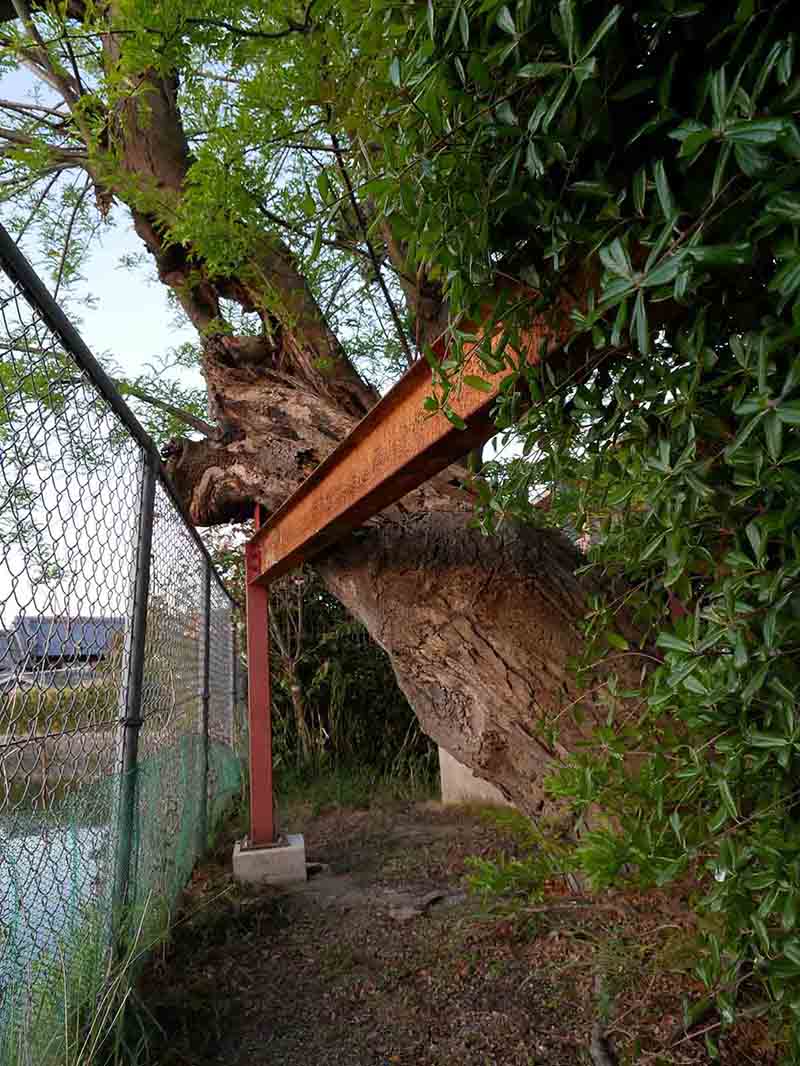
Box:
[1,681,117,734]
[334,0,800,1049]
[268,569,437,783]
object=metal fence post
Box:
[113,450,156,911]
[197,560,211,854]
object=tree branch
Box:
[184,1,317,42]
[0,97,68,119]
[329,130,415,367]
[53,174,90,299]
[257,202,379,266]
[9,0,82,105]
[114,381,216,438]
[0,124,81,152]
[12,171,62,244]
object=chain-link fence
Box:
[0,226,246,1061]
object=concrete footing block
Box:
[233,834,307,886]
[438,747,513,807]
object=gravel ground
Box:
[141,800,781,1066]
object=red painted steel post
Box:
[245,558,275,846]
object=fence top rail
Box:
[0,222,237,607]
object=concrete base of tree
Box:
[232,834,307,886]
[438,748,513,808]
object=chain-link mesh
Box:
[0,231,245,1060]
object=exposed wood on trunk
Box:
[318,513,642,817]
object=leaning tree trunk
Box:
[21,6,648,819]
[318,514,629,815]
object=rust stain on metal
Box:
[247,311,565,585]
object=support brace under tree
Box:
[243,333,537,846]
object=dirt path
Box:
[142,801,777,1066]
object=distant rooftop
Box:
[6,616,124,664]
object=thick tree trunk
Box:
[318,513,639,817]
[35,14,648,815]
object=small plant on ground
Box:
[465,808,577,906]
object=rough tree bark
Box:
[6,4,646,816]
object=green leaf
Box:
[745,519,763,562]
[643,252,686,288]
[581,4,622,58]
[678,127,715,161]
[752,914,772,953]
[724,118,788,144]
[559,0,576,59]
[542,75,572,131]
[495,101,518,125]
[640,530,667,561]
[633,290,649,354]
[632,167,646,214]
[316,170,333,203]
[517,62,567,79]
[712,141,732,199]
[443,0,461,44]
[718,778,737,819]
[688,243,752,267]
[765,411,783,462]
[777,401,800,425]
[569,180,614,199]
[310,224,322,261]
[496,5,516,35]
[427,0,435,40]
[770,257,800,299]
[605,631,629,651]
[572,57,597,86]
[459,5,469,47]
[389,56,401,87]
[726,408,767,457]
[599,238,632,278]
[743,664,770,704]
[525,139,544,176]
[683,673,708,695]
[654,159,675,218]
[656,632,693,653]
[463,374,493,393]
[444,408,467,430]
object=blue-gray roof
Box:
[10,616,124,661]
[0,630,18,669]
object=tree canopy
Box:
[2,0,800,1050]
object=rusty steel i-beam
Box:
[245,342,524,589]
[243,325,552,848]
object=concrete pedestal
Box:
[233,834,307,886]
[438,748,513,807]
